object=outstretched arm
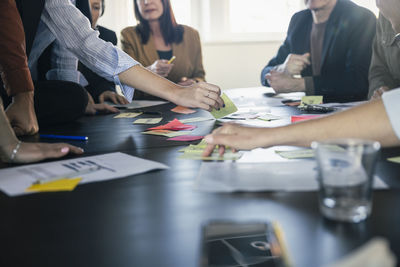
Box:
[203,91,400,156]
[0,0,38,136]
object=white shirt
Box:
[28,0,139,101]
[382,88,400,140]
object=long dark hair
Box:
[134,0,184,45]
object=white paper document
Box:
[0,152,169,196]
[194,161,387,193]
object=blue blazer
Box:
[261,0,376,103]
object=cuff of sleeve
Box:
[382,89,400,140]
[1,67,34,96]
[304,77,315,95]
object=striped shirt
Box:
[28,0,138,101]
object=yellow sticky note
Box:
[211,93,238,119]
[388,156,400,164]
[26,177,82,192]
[114,112,142,118]
[134,118,163,124]
[299,96,323,107]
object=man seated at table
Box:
[260,0,376,103]
[368,0,400,100]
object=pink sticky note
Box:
[291,115,322,123]
[148,119,197,131]
[167,135,204,141]
[171,106,197,114]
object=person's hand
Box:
[178,77,196,86]
[202,123,266,156]
[147,60,174,77]
[85,92,119,115]
[98,91,129,105]
[265,70,305,93]
[1,141,84,164]
[173,82,224,111]
[376,0,400,32]
[277,53,310,75]
[371,86,390,100]
[5,91,39,136]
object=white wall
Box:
[202,41,281,90]
[98,0,283,90]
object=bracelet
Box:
[10,141,22,163]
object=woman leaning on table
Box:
[121,0,206,100]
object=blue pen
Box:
[40,134,88,141]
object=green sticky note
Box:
[114,112,142,118]
[210,93,238,119]
[178,151,242,161]
[134,118,163,124]
[257,114,283,121]
[299,96,323,107]
[388,156,400,164]
[275,149,315,159]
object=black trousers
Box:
[1,80,88,126]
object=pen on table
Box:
[40,134,88,141]
[167,56,176,64]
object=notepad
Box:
[114,112,142,118]
[26,177,82,192]
[134,118,163,124]
[211,93,238,119]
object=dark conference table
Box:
[1,87,400,267]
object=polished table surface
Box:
[1,87,400,267]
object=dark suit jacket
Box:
[79,25,118,102]
[260,0,376,103]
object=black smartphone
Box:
[200,221,290,267]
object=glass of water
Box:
[312,139,381,223]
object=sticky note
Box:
[275,149,315,159]
[291,115,322,123]
[171,106,197,114]
[178,151,242,161]
[148,119,196,131]
[134,118,163,124]
[167,135,204,141]
[210,93,238,119]
[257,114,283,121]
[114,112,142,118]
[388,156,400,164]
[178,117,214,123]
[26,177,82,192]
[299,96,323,107]
[142,130,192,137]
